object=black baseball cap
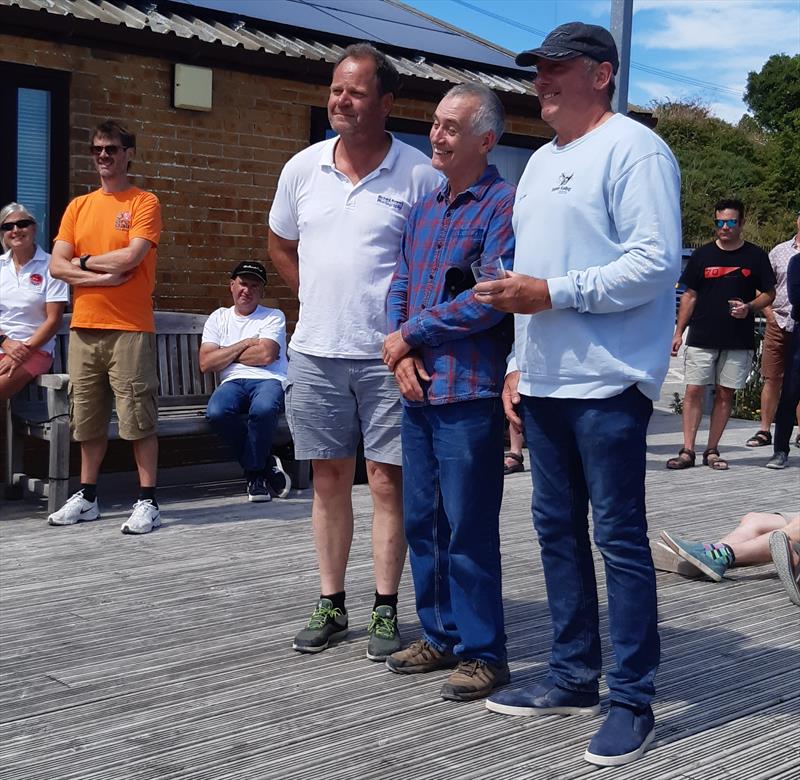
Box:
[230,261,267,284]
[516,22,619,74]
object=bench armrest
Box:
[37,373,69,391]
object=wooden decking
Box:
[1,399,798,779]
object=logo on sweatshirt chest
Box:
[115,211,132,231]
[552,172,574,194]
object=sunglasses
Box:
[714,219,738,228]
[89,144,129,156]
[0,219,35,231]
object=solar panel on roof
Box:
[169,0,520,70]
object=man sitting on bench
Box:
[200,261,291,502]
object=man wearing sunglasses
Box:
[48,119,163,535]
[669,198,775,471]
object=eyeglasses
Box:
[89,144,129,156]
[714,219,738,228]
[0,219,35,231]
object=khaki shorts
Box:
[68,329,158,441]
[684,346,754,390]
[761,319,791,380]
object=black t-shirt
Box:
[680,241,776,349]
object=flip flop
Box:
[769,531,800,607]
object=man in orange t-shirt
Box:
[49,120,163,535]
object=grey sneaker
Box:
[366,605,401,661]
[441,659,510,702]
[766,451,788,469]
[247,477,271,502]
[120,499,161,535]
[48,490,100,526]
[385,638,458,674]
[292,598,349,653]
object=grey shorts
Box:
[285,350,402,465]
[684,346,753,389]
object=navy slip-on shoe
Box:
[485,678,600,717]
[584,704,655,766]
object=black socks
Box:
[80,483,97,503]
[138,486,158,508]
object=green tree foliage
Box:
[651,89,798,250]
[744,54,800,132]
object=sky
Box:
[402,0,800,123]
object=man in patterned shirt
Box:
[382,83,514,702]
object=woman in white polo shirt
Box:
[0,202,69,399]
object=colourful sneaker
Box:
[659,531,731,582]
[292,598,349,653]
[584,704,655,766]
[47,490,100,526]
[486,678,600,716]
[366,605,401,661]
[441,659,510,702]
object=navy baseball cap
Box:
[516,22,619,74]
[230,261,267,283]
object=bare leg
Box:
[311,457,356,594]
[706,385,735,450]
[80,436,109,483]
[132,434,158,487]
[721,512,793,566]
[758,376,782,431]
[0,369,34,401]
[365,460,406,595]
[681,383,705,450]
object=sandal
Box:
[666,448,695,470]
[746,430,772,447]
[702,447,729,470]
[504,451,525,476]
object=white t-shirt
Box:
[0,245,69,355]
[201,305,288,387]
[269,134,441,358]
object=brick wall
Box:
[3,33,550,331]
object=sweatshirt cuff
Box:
[547,276,575,310]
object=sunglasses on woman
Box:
[0,219,35,231]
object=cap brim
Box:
[515,47,581,67]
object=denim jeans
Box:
[774,325,800,454]
[402,397,506,664]
[206,378,285,476]
[520,385,659,709]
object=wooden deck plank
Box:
[1,403,798,779]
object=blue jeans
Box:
[520,385,659,709]
[206,378,285,476]
[402,398,506,664]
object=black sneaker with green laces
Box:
[366,604,401,661]
[292,598,349,653]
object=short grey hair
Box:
[581,56,616,103]
[0,202,36,251]
[442,83,505,147]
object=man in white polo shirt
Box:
[199,261,290,503]
[268,42,440,662]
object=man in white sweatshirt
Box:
[475,22,681,768]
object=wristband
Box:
[79,254,91,271]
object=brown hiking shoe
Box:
[441,659,510,701]
[385,639,458,674]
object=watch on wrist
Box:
[79,254,91,271]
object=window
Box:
[310,107,548,186]
[0,64,69,251]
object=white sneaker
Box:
[48,490,100,526]
[120,499,162,535]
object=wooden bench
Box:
[4,311,309,513]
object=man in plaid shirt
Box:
[382,83,515,702]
